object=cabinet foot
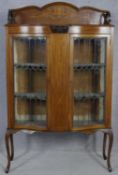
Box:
[5,129,17,173]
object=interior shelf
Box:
[73,119,104,127]
[15,119,47,127]
[74,92,105,101]
[15,92,46,101]
[14,63,46,71]
[73,63,105,71]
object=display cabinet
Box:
[5,2,114,173]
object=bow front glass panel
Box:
[13,36,47,128]
[72,37,106,128]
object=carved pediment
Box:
[8,2,111,25]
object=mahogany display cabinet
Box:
[5,2,114,173]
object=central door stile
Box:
[47,34,72,131]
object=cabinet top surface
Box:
[6,2,113,26]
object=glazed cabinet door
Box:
[71,35,112,130]
[11,35,48,129]
[7,34,72,131]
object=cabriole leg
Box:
[103,133,107,160]
[101,129,113,172]
[107,130,113,172]
[5,129,16,173]
[9,134,14,161]
[5,132,11,173]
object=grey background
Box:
[0,0,118,153]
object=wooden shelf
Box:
[15,119,47,128]
[73,119,104,127]
[15,92,46,101]
[14,63,46,71]
[74,92,105,101]
[73,63,105,71]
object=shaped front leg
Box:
[102,129,113,172]
[5,130,15,173]
[103,132,107,160]
[107,130,113,172]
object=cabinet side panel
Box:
[48,34,72,131]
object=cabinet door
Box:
[13,36,47,129]
[71,36,111,130]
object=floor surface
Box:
[0,148,118,175]
[0,132,118,175]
